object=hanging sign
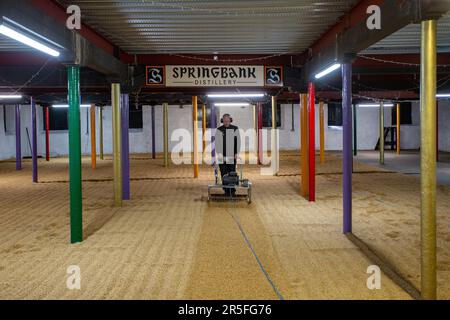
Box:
[146,65,283,87]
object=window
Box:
[391,102,412,125]
[327,103,343,126]
[3,105,15,135]
[44,107,68,131]
[262,102,281,128]
[129,105,143,129]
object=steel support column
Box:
[121,94,130,200]
[271,96,279,175]
[99,106,104,160]
[151,105,156,159]
[163,103,169,167]
[202,103,206,153]
[308,83,315,202]
[342,64,353,234]
[353,104,357,157]
[15,105,21,171]
[258,102,263,165]
[112,83,122,207]
[211,104,217,163]
[300,94,309,197]
[90,104,96,169]
[397,103,401,155]
[193,96,199,178]
[31,97,37,183]
[420,19,437,300]
[68,65,82,243]
[319,101,325,163]
[379,101,385,165]
[45,106,50,161]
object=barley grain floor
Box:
[0,151,448,299]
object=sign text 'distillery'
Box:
[145,65,283,87]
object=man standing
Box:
[214,113,241,196]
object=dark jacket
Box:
[215,124,241,164]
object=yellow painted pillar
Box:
[420,19,437,300]
[112,84,122,207]
[193,97,199,178]
[90,104,96,169]
[396,103,401,154]
[319,101,325,164]
[202,103,206,153]
[300,94,309,197]
[163,103,169,167]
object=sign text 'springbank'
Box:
[146,65,283,87]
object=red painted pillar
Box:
[45,106,50,161]
[308,82,315,202]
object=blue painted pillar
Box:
[15,105,22,171]
[342,63,353,234]
[121,94,130,200]
[210,104,217,162]
[31,97,38,182]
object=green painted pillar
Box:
[67,65,82,243]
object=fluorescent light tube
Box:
[0,94,22,99]
[214,103,250,107]
[436,93,450,98]
[52,104,91,108]
[358,103,394,107]
[314,63,341,79]
[207,93,265,98]
[0,25,60,57]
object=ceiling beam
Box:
[0,0,128,80]
[301,0,450,88]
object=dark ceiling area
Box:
[0,0,449,105]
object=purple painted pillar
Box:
[15,105,22,171]
[31,98,38,182]
[342,63,352,233]
[151,105,156,159]
[121,94,130,200]
[210,104,217,161]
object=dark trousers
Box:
[219,163,236,195]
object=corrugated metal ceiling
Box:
[364,12,450,54]
[56,0,359,54]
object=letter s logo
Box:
[149,69,162,83]
[146,66,164,85]
[266,67,282,85]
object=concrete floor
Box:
[354,150,450,186]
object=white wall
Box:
[1,100,448,161]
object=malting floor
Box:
[1,151,450,299]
